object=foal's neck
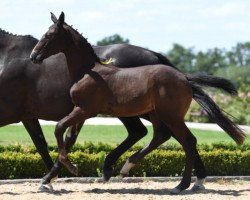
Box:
[64,30,98,83]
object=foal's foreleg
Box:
[55,106,90,175]
[41,123,83,185]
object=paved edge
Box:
[0,176,249,185]
[11,118,250,134]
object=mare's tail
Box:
[186,74,237,95]
[190,84,246,145]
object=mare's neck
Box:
[0,32,38,61]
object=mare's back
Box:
[93,44,167,68]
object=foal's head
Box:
[30,12,72,63]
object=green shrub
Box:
[0,149,249,179]
[0,142,249,154]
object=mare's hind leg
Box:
[41,123,83,185]
[55,106,93,175]
[103,116,148,181]
[120,111,171,177]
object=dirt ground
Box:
[0,180,249,200]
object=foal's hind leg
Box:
[162,120,197,194]
[191,149,206,191]
[103,117,148,181]
[120,112,171,177]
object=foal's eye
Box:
[45,33,53,39]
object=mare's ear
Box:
[51,12,58,23]
[57,12,65,27]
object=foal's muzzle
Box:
[30,51,43,64]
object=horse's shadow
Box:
[36,188,74,195]
[4,186,247,197]
[0,192,19,196]
[84,187,250,196]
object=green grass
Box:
[0,125,249,145]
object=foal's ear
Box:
[58,12,65,27]
[50,12,58,23]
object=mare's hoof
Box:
[169,187,181,195]
[102,169,113,182]
[191,184,205,192]
[37,183,54,193]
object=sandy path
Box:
[0,180,249,200]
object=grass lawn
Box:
[0,125,249,146]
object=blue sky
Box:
[0,0,249,53]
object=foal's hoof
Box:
[102,169,113,182]
[191,184,205,192]
[37,183,54,193]
[169,187,181,195]
[119,172,128,178]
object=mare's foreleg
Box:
[102,116,148,181]
[120,112,171,177]
[22,119,54,170]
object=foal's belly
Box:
[100,93,154,117]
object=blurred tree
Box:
[96,34,129,45]
[226,42,250,67]
[216,65,250,92]
[195,48,227,74]
[167,43,195,73]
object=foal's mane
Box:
[64,23,101,63]
[0,28,37,41]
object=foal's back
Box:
[71,64,192,117]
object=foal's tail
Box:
[190,84,246,145]
[186,74,237,95]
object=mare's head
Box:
[30,12,70,64]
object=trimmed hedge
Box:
[0,148,249,179]
[0,142,249,154]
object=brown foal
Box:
[30,12,245,194]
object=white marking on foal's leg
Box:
[169,187,181,194]
[191,178,206,191]
[38,176,58,192]
[38,183,54,192]
[119,160,135,177]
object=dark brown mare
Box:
[1,25,232,192]
[30,12,245,194]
